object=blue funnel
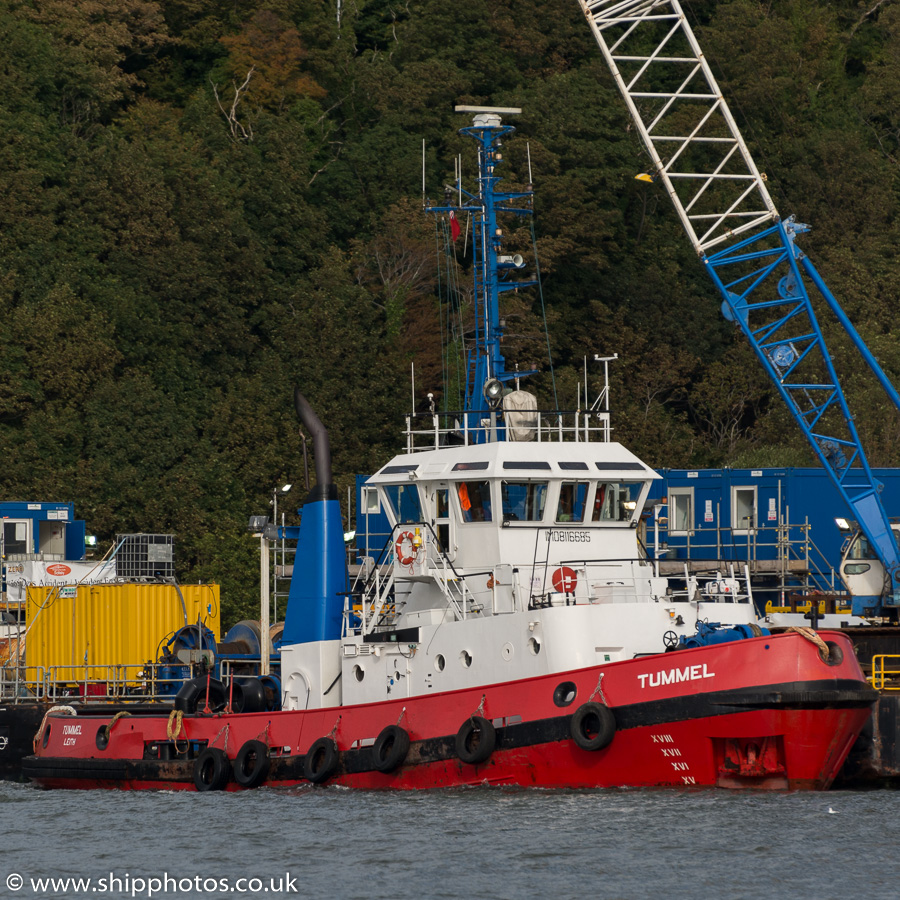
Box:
[281,390,348,645]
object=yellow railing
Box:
[870,655,900,690]
[764,598,852,616]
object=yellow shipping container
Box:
[24,583,221,683]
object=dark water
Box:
[0,781,896,900]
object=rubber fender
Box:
[455,716,496,765]
[193,748,231,792]
[230,678,267,714]
[304,737,339,784]
[259,675,282,711]
[174,676,228,714]
[372,725,410,774]
[233,740,270,789]
[570,702,616,752]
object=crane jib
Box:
[576,0,900,615]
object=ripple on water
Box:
[1,782,898,899]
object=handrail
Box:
[346,521,493,635]
[870,655,900,691]
[404,407,611,450]
[0,661,213,704]
[648,519,838,593]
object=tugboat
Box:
[24,108,875,792]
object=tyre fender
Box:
[233,739,270,789]
[570,702,616,752]
[455,716,496,766]
[372,725,410,774]
[304,737,339,784]
[175,676,228,714]
[193,747,231,792]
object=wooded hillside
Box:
[2,0,898,623]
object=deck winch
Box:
[677,621,770,650]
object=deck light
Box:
[248,515,269,533]
[483,378,504,408]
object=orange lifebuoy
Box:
[552,566,578,593]
[395,531,417,566]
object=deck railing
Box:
[870,655,900,691]
[404,408,611,452]
[0,661,208,704]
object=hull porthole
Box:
[553,681,578,707]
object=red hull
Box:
[24,631,875,791]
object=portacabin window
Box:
[669,488,693,535]
[501,482,548,522]
[457,481,493,523]
[731,486,757,534]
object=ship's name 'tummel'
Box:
[638,664,715,689]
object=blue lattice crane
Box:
[577,0,900,616]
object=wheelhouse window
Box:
[457,481,493,522]
[556,482,589,523]
[434,487,450,551]
[501,482,548,522]
[592,482,643,522]
[382,484,423,524]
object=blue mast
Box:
[427,106,536,438]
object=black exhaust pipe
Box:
[294,388,338,502]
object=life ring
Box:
[455,715,496,765]
[193,747,231,791]
[552,566,578,593]
[395,531,417,567]
[304,737,339,784]
[570,702,616,752]
[233,739,269,789]
[372,725,410,774]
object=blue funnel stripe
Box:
[281,498,347,645]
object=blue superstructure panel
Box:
[649,467,900,578]
[355,474,392,564]
[65,520,86,560]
